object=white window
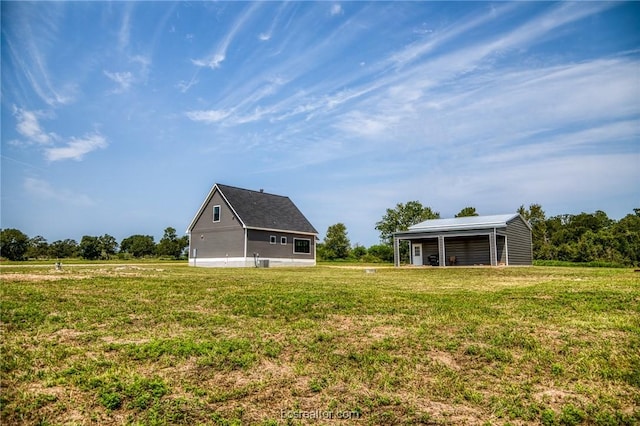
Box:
[270,235,277,244]
[293,238,311,254]
[213,205,221,222]
[281,236,287,245]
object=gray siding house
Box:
[393,214,532,267]
[187,184,318,267]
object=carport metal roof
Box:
[401,213,530,234]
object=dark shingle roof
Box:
[217,184,317,234]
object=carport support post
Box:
[490,228,497,266]
[393,236,400,267]
[438,235,445,267]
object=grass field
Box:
[1,263,638,425]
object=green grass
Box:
[1,264,639,425]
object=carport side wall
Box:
[505,217,533,265]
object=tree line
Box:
[0,227,188,261]
[318,204,640,266]
[517,204,640,265]
[2,205,639,266]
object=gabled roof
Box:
[188,183,318,234]
[398,213,530,234]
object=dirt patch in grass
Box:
[49,328,84,343]
[368,324,406,340]
[428,350,461,371]
[1,272,83,282]
[418,400,483,425]
[1,266,165,282]
[101,336,152,345]
[533,387,586,411]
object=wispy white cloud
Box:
[325,5,636,148]
[177,76,199,93]
[44,133,108,162]
[335,111,401,138]
[118,4,133,51]
[3,3,76,107]
[259,3,288,43]
[103,54,151,93]
[425,153,640,216]
[185,109,231,123]
[12,106,58,145]
[11,106,108,162]
[130,55,151,80]
[183,0,636,171]
[23,177,95,206]
[477,120,639,166]
[330,4,343,16]
[258,3,287,41]
[192,53,226,70]
[103,70,134,93]
[192,3,260,69]
[387,3,517,69]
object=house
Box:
[187,183,318,267]
[392,214,532,267]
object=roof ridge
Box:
[216,183,289,199]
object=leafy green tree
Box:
[350,244,367,260]
[323,223,351,260]
[367,244,394,263]
[0,228,29,261]
[79,236,102,260]
[27,236,49,259]
[375,201,440,245]
[518,204,545,226]
[316,243,331,261]
[376,201,439,264]
[518,204,550,259]
[455,207,479,217]
[157,227,188,259]
[530,209,639,266]
[612,212,640,264]
[49,239,78,258]
[120,235,156,258]
[99,234,118,259]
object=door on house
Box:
[412,243,423,266]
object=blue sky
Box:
[1,1,639,247]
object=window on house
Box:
[213,205,221,222]
[270,235,277,244]
[293,238,311,254]
[281,236,287,245]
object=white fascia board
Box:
[395,230,495,240]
